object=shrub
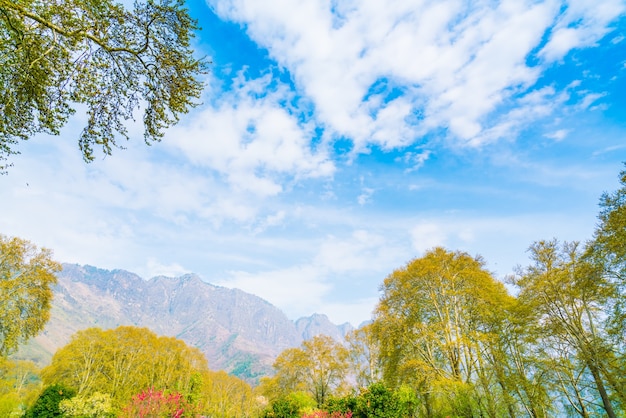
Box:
[120,388,192,418]
[262,396,301,418]
[59,392,114,417]
[24,383,76,418]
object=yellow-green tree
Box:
[0,0,207,172]
[41,326,209,407]
[59,392,113,418]
[373,247,517,417]
[199,370,261,417]
[479,299,552,418]
[0,234,60,356]
[346,323,382,388]
[265,335,350,408]
[0,358,41,416]
[515,240,621,417]
[586,164,626,388]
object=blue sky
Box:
[2,0,626,326]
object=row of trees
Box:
[260,167,626,417]
[1,326,262,417]
[1,166,625,416]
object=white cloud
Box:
[357,187,374,205]
[410,222,448,254]
[314,230,390,274]
[546,129,569,141]
[219,265,333,319]
[2,0,622,332]
[539,0,626,61]
[169,72,335,197]
[253,210,287,233]
[320,297,380,326]
[142,258,191,279]
[207,0,623,149]
[399,150,432,173]
[578,92,607,110]
[217,228,408,323]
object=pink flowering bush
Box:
[120,388,191,418]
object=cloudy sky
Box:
[2,0,626,326]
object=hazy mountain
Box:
[18,264,353,382]
[296,313,354,341]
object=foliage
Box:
[323,383,417,418]
[120,388,189,418]
[0,234,61,356]
[198,370,262,417]
[261,395,306,418]
[0,0,208,172]
[353,382,414,418]
[59,392,114,417]
[345,324,382,388]
[515,240,622,417]
[266,335,350,408]
[324,394,357,415]
[372,247,517,417]
[587,164,626,344]
[589,164,626,278]
[24,383,76,418]
[0,358,41,416]
[41,326,209,406]
[258,165,626,417]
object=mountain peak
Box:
[20,264,350,383]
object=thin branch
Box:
[3,1,152,56]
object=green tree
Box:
[346,323,382,389]
[0,0,207,171]
[587,165,626,361]
[24,383,76,418]
[479,299,553,418]
[59,392,114,418]
[373,247,518,417]
[515,240,621,417]
[354,382,401,418]
[261,395,304,418]
[266,335,350,408]
[41,326,210,406]
[0,234,61,356]
[0,358,42,416]
[199,370,261,417]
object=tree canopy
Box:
[515,240,621,417]
[0,234,60,356]
[0,0,207,172]
[262,335,350,408]
[373,247,518,417]
[41,326,209,404]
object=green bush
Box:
[24,383,76,418]
[59,392,115,417]
[262,397,300,418]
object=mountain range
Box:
[17,264,354,382]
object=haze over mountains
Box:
[18,264,354,381]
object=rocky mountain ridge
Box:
[18,264,354,381]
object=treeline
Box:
[0,326,261,417]
[0,167,625,417]
[257,167,626,417]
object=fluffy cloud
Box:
[207,0,624,149]
[218,228,408,322]
[168,73,334,197]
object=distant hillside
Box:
[17,264,353,382]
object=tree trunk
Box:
[587,361,617,418]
